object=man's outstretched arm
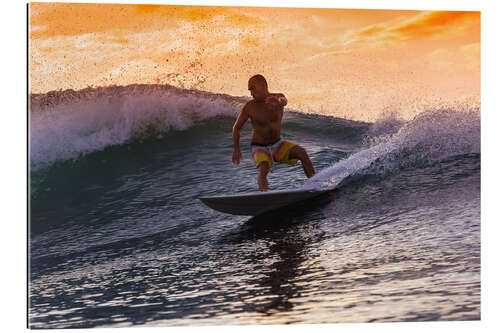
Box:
[232,104,250,165]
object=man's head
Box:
[248,74,269,102]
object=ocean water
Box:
[29,84,480,328]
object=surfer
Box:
[232,74,316,192]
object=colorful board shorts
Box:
[251,139,298,172]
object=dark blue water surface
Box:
[29,86,480,328]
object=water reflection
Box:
[219,194,332,318]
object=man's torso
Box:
[247,94,284,145]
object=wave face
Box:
[30,84,246,171]
[29,84,480,328]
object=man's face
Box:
[248,80,267,102]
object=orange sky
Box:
[28,3,480,121]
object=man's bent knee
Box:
[290,145,307,160]
[258,161,270,174]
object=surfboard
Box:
[198,187,332,216]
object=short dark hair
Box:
[249,74,268,87]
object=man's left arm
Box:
[267,93,287,107]
[275,93,287,107]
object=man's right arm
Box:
[232,103,250,165]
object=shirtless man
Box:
[232,74,315,192]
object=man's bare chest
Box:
[249,107,282,126]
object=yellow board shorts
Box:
[251,139,298,172]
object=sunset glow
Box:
[29,3,480,121]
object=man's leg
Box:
[257,161,270,192]
[289,145,315,178]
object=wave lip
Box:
[304,107,480,190]
[29,84,246,171]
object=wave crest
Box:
[304,106,480,189]
[30,84,245,171]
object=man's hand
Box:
[265,95,287,109]
[232,149,242,165]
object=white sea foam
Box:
[30,85,243,171]
[303,106,480,190]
